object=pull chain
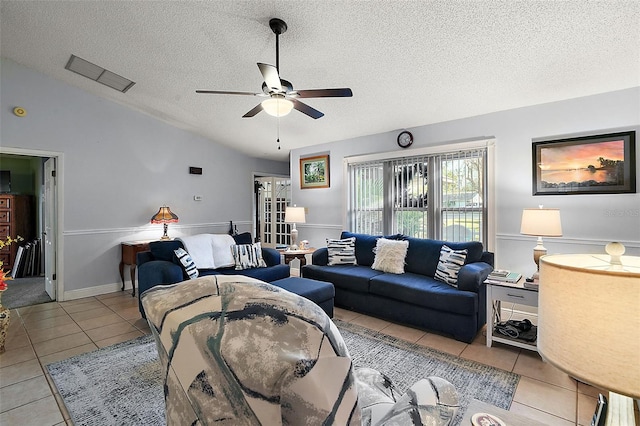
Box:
[277,117,281,150]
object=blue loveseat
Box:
[301,232,494,342]
[136,234,290,317]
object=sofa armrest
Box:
[261,247,282,266]
[311,247,329,266]
[137,260,185,318]
[457,262,493,292]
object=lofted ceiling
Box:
[1,1,639,161]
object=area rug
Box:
[2,276,52,309]
[47,320,519,426]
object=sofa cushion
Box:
[231,243,267,270]
[174,248,199,279]
[404,237,483,277]
[371,238,409,274]
[149,240,184,262]
[341,231,380,266]
[302,264,384,293]
[213,264,290,282]
[327,237,357,265]
[369,272,478,316]
[179,234,236,269]
[434,245,468,287]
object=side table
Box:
[281,248,315,267]
[120,241,150,297]
[485,278,538,351]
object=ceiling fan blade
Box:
[196,90,258,96]
[242,103,263,118]
[294,88,353,98]
[291,99,324,119]
[257,63,282,92]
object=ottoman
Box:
[271,277,335,318]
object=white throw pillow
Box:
[371,238,409,274]
[434,245,468,287]
[231,243,267,270]
[210,234,237,269]
[174,248,199,279]
[327,237,357,265]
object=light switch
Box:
[194,195,203,201]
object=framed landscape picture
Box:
[532,131,636,195]
[300,154,330,189]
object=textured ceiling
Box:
[1,1,639,161]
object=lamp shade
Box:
[261,97,293,117]
[284,206,305,224]
[520,208,562,236]
[538,253,640,399]
[150,206,178,224]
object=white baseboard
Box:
[62,281,132,301]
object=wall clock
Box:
[397,131,413,148]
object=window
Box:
[347,144,489,243]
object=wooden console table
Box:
[120,241,150,297]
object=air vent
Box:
[65,55,135,93]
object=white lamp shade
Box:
[261,98,293,117]
[284,206,306,224]
[538,253,640,399]
[520,208,562,236]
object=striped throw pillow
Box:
[231,243,267,270]
[327,237,357,265]
[174,248,199,279]
[434,245,468,287]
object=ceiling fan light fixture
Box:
[261,97,293,117]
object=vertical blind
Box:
[348,147,487,243]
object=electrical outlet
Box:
[194,195,203,201]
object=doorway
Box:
[0,148,61,307]
[254,175,291,249]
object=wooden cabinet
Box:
[0,195,35,271]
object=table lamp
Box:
[284,206,305,250]
[150,206,178,240]
[539,244,640,425]
[520,207,562,281]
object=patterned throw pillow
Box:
[434,245,468,287]
[231,243,267,270]
[371,238,409,274]
[327,237,357,265]
[174,248,199,279]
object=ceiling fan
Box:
[196,18,352,119]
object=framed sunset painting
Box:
[532,131,636,195]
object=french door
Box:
[255,177,291,248]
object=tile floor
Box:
[0,290,637,425]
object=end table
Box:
[280,248,315,267]
[485,277,538,352]
[120,241,150,297]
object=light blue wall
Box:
[1,58,288,296]
[290,87,640,277]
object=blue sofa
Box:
[301,232,494,342]
[136,235,290,317]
